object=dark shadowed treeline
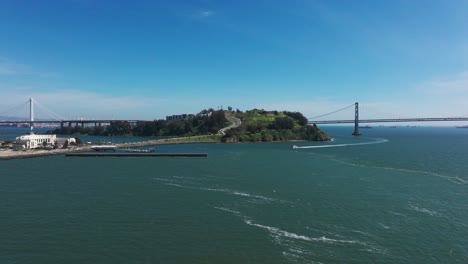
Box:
[48,110,227,137]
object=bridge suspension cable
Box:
[0,100,30,118]
[33,99,65,121]
[359,104,413,120]
[308,103,355,120]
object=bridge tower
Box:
[29,97,34,134]
[352,102,361,136]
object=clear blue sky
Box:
[1,0,468,120]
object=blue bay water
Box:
[0,126,467,263]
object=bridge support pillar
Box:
[60,122,64,130]
[352,102,361,136]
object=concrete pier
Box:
[65,152,208,157]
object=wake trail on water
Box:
[408,204,439,217]
[212,206,386,258]
[293,137,388,149]
[298,137,467,185]
[330,159,468,185]
[243,219,367,245]
[153,177,277,202]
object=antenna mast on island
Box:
[30,97,34,134]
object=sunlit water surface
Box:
[1,126,467,263]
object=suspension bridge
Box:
[0,98,143,130]
[1,99,468,136]
[308,102,468,135]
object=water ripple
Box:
[329,159,467,185]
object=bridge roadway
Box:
[3,117,468,126]
[309,117,468,124]
[0,119,146,126]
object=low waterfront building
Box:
[13,134,57,150]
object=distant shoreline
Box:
[0,135,311,160]
[0,135,220,160]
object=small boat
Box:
[455,125,468,128]
[292,145,299,149]
[359,125,372,129]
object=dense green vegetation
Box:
[48,110,228,137]
[221,109,330,142]
[48,108,330,142]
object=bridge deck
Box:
[2,117,468,125]
[0,120,147,124]
[309,117,468,124]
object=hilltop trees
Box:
[45,108,330,143]
[283,111,308,126]
[272,116,295,130]
[204,110,227,133]
[221,109,330,143]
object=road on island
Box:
[218,115,242,135]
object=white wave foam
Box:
[409,205,438,216]
[200,187,275,201]
[161,181,276,202]
[294,138,388,149]
[350,229,376,238]
[288,247,309,255]
[378,223,391,229]
[215,207,383,257]
[453,176,468,185]
[388,211,408,218]
[281,251,304,262]
[166,183,186,188]
[244,219,366,245]
[361,246,389,255]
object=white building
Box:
[13,134,57,150]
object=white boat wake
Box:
[292,137,388,149]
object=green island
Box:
[221,109,330,142]
[48,109,331,143]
